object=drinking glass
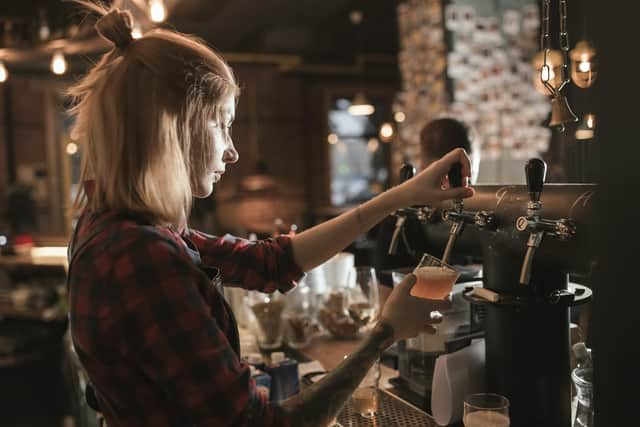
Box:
[351,360,381,418]
[463,393,510,427]
[347,267,381,418]
[247,292,286,350]
[345,267,380,332]
[572,367,594,427]
[412,253,460,300]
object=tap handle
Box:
[447,162,463,188]
[525,158,547,202]
[400,163,416,183]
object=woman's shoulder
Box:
[78,210,186,260]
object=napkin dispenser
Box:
[431,338,486,426]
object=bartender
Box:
[373,118,480,304]
[66,4,475,427]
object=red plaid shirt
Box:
[68,209,304,426]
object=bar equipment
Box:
[388,164,440,256]
[389,159,595,427]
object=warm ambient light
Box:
[575,113,596,140]
[0,60,7,82]
[131,24,143,39]
[327,133,339,144]
[570,41,598,88]
[367,138,379,152]
[379,122,394,142]
[532,49,563,95]
[150,0,167,23]
[66,142,79,155]
[348,92,375,116]
[394,111,406,123]
[586,114,595,129]
[51,51,67,75]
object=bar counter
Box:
[295,334,443,427]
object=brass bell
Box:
[549,94,579,128]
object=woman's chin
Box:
[193,182,214,199]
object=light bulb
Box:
[348,92,375,116]
[532,50,563,95]
[327,133,338,144]
[348,104,375,116]
[575,113,596,140]
[578,61,591,73]
[586,114,595,129]
[570,40,598,88]
[38,9,50,41]
[394,111,406,123]
[131,24,143,39]
[51,51,67,75]
[66,142,79,155]
[379,123,394,141]
[39,23,50,41]
[540,66,554,82]
[150,0,166,23]
[0,61,8,83]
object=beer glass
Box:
[411,253,460,300]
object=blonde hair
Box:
[68,2,239,225]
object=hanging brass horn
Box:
[549,94,578,128]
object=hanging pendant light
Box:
[0,60,8,83]
[348,92,375,116]
[150,0,167,23]
[575,113,596,140]
[532,50,564,95]
[51,51,67,75]
[570,41,598,88]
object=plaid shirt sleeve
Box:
[113,230,290,426]
[186,229,305,293]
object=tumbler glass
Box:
[463,393,510,427]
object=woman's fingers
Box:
[434,148,472,182]
[438,186,475,201]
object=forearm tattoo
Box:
[279,321,395,427]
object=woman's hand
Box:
[379,273,451,342]
[394,147,475,207]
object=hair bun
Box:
[96,9,134,49]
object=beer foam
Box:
[415,265,457,279]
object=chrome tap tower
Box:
[392,159,595,427]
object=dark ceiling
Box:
[1,0,399,63]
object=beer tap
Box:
[516,158,576,285]
[441,163,496,264]
[388,164,439,255]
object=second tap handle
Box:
[525,158,547,202]
[400,163,416,183]
[448,162,463,188]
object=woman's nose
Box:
[223,141,239,163]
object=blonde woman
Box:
[67,4,474,427]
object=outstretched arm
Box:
[278,274,450,427]
[291,148,474,271]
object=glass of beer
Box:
[351,360,380,418]
[463,393,510,427]
[411,253,460,300]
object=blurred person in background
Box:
[373,118,480,307]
